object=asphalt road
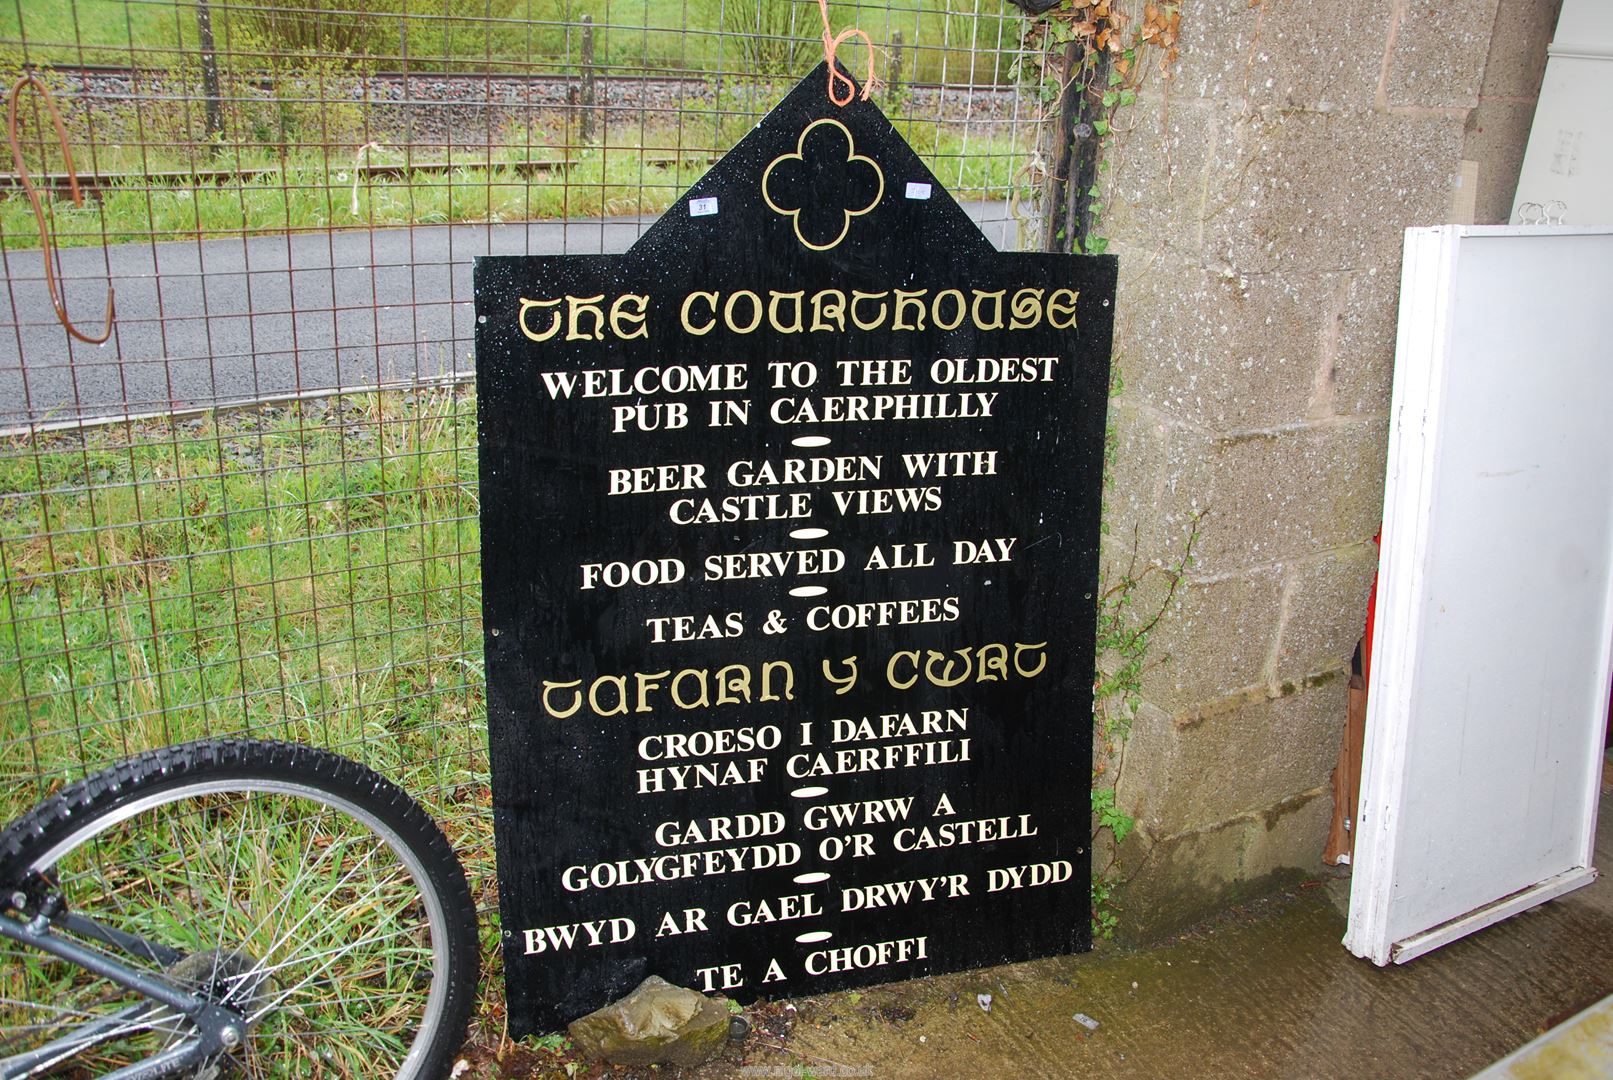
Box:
[0,203,1021,426]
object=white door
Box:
[1344,225,1613,965]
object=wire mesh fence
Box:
[0,0,1054,842]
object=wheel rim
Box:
[1,778,454,1079]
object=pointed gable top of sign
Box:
[627,61,996,267]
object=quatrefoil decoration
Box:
[761,118,885,252]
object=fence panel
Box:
[0,0,1051,838]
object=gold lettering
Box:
[1014,641,1050,678]
[724,290,764,334]
[715,663,751,706]
[925,648,973,687]
[887,650,920,690]
[634,669,671,713]
[1046,289,1079,329]
[1009,287,1045,330]
[681,291,719,336]
[977,643,1009,681]
[822,656,859,695]
[760,660,796,702]
[892,289,928,331]
[671,668,711,709]
[566,294,607,341]
[768,290,805,334]
[540,678,582,718]
[970,289,1006,331]
[850,290,890,331]
[610,294,649,340]
[588,674,629,716]
[810,289,847,332]
[517,297,563,342]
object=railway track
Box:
[36,61,1019,102]
[39,63,1025,136]
[2,63,1026,195]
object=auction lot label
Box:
[476,64,1116,1034]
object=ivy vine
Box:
[1014,1,1181,255]
[1010,1,1188,936]
[1086,509,1204,937]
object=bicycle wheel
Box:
[0,739,478,1079]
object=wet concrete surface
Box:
[645,806,1613,1080]
[1474,990,1613,1080]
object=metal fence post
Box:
[580,15,596,143]
[194,0,223,151]
[1041,42,1106,253]
[889,31,904,101]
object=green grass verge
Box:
[0,122,1030,250]
[0,0,1019,84]
[0,3,1034,250]
[0,390,486,814]
[0,388,510,1031]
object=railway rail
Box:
[3,63,1025,195]
[32,61,1019,100]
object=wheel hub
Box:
[164,947,275,1076]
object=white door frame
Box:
[1345,225,1613,965]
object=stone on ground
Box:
[566,975,731,1067]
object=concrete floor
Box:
[1473,991,1613,1080]
[693,804,1613,1079]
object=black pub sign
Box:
[475,64,1116,1034]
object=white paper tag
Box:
[689,196,719,217]
[905,182,933,200]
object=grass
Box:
[0,0,191,65]
[0,4,1036,1042]
[0,116,1031,251]
[1,146,720,248]
[0,389,486,816]
[0,2,1035,251]
[0,770,461,1074]
[0,387,515,1035]
[0,0,1021,84]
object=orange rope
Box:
[6,74,114,345]
[815,0,878,106]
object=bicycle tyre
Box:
[0,738,478,1079]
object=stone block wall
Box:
[1101,0,1561,937]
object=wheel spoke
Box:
[0,744,473,1079]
